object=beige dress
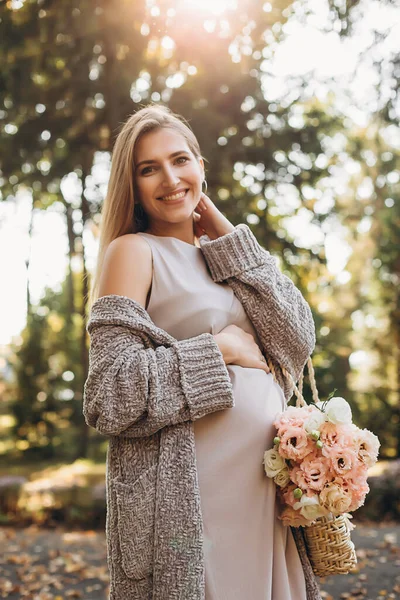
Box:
[137,232,307,600]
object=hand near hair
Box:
[193,193,235,241]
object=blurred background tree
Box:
[0,0,398,472]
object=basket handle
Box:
[266,356,319,408]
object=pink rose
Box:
[274,405,314,436]
[279,506,311,528]
[337,424,358,448]
[279,483,298,508]
[353,486,369,510]
[320,422,357,451]
[347,476,370,511]
[349,484,370,511]
[342,463,368,486]
[329,446,358,476]
[278,425,315,461]
[291,451,332,492]
[341,465,370,510]
[354,428,380,467]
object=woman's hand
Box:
[193,193,235,241]
[214,324,270,374]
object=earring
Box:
[202,179,208,193]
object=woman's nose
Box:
[162,166,179,187]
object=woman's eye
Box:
[176,156,189,165]
[141,166,154,175]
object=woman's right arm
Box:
[83,234,235,438]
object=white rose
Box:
[263,448,286,478]
[319,483,352,515]
[274,467,291,488]
[304,409,327,434]
[293,495,327,522]
[325,397,352,425]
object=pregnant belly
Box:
[193,365,286,483]
[193,365,286,523]
[227,365,285,434]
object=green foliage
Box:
[7,276,87,461]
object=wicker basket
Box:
[266,355,358,577]
[302,512,357,576]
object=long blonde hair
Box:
[89,104,203,306]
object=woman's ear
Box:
[199,157,205,180]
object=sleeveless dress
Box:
[137,232,307,600]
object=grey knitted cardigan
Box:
[83,224,322,600]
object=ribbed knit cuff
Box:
[199,224,266,282]
[174,333,234,420]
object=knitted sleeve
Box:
[199,224,316,401]
[83,299,234,438]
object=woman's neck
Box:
[145,222,198,246]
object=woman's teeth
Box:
[161,190,186,201]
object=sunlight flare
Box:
[182,0,237,16]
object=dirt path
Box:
[0,526,109,599]
[0,522,399,599]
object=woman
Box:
[83,105,321,600]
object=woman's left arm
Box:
[195,195,316,398]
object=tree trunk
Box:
[64,201,76,324]
[75,167,91,459]
[102,19,120,142]
[394,284,400,458]
[25,197,34,318]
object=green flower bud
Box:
[293,488,303,499]
[316,440,323,449]
[311,430,320,441]
[273,436,280,445]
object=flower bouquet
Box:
[263,358,380,576]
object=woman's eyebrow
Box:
[136,150,190,168]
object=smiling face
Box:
[134,127,204,234]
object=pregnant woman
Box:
[83,104,321,599]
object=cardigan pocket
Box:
[113,463,158,580]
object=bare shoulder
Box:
[98,233,152,308]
